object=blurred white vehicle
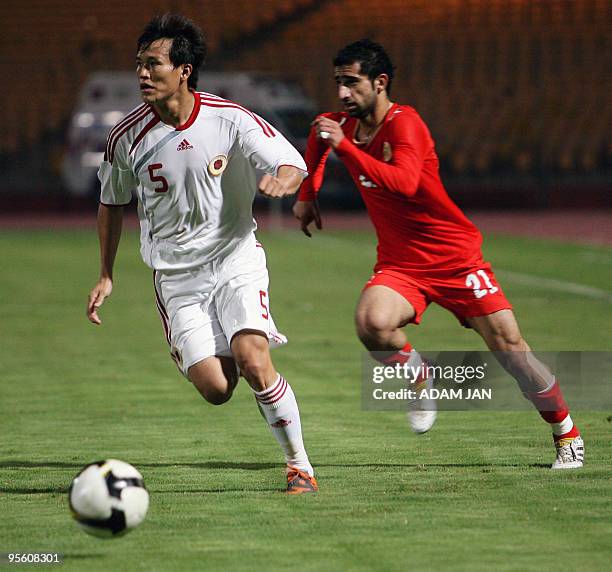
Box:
[62,73,141,197]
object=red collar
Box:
[149,90,201,131]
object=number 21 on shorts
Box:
[465,269,499,299]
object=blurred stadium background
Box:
[1,0,610,213]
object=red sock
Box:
[375,342,413,365]
[525,382,580,440]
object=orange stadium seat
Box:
[0,0,609,177]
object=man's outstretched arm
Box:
[86,204,124,325]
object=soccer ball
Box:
[68,459,149,538]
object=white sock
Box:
[407,349,427,384]
[254,374,313,476]
[551,414,574,436]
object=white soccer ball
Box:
[68,459,149,538]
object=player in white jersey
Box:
[86,14,318,493]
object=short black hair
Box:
[137,14,206,90]
[333,39,395,95]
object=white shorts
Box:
[153,235,287,377]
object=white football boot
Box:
[551,435,584,469]
[407,374,437,434]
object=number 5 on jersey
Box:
[147,163,169,193]
[260,290,269,320]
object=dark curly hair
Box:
[333,39,395,95]
[137,13,206,90]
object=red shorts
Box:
[364,262,512,327]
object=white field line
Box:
[278,232,612,303]
[495,270,612,303]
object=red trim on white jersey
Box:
[146,90,201,131]
[269,331,285,345]
[153,271,172,347]
[106,103,147,147]
[129,115,161,156]
[176,91,201,131]
[107,107,153,164]
[104,103,148,161]
[198,92,276,138]
[155,299,171,347]
[153,272,184,372]
[277,163,308,176]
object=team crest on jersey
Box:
[383,142,393,162]
[208,154,228,176]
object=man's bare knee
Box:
[189,373,234,405]
[196,386,232,405]
[236,352,270,383]
[231,332,276,390]
[188,357,237,405]
[355,286,415,350]
[356,311,395,346]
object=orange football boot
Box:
[286,466,318,494]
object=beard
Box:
[345,97,376,119]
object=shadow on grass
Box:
[2,485,281,494]
[150,487,282,494]
[0,460,548,470]
[0,459,554,495]
[0,460,550,476]
[0,460,279,470]
[1,487,69,494]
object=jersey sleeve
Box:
[238,113,307,177]
[97,139,137,206]
[334,111,431,198]
[298,118,332,201]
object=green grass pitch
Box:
[1,226,611,571]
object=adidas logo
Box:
[177,139,193,151]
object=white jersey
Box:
[98,91,307,270]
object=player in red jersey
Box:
[293,39,583,469]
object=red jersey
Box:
[298,104,483,273]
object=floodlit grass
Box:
[1,227,611,571]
